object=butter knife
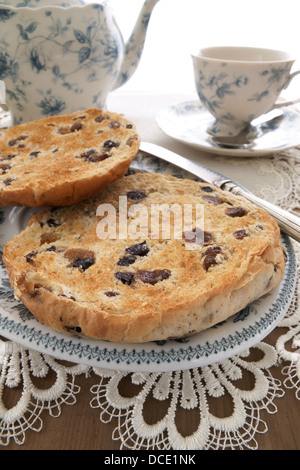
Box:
[139,142,300,242]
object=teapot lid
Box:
[0,0,106,7]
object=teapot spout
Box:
[112,0,160,90]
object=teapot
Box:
[0,0,160,123]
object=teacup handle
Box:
[272,70,300,109]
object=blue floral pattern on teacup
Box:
[192,53,298,137]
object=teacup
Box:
[191,46,300,137]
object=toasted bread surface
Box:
[0,108,140,207]
[3,172,285,342]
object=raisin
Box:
[183,229,199,243]
[64,248,95,262]
[46,245,56,252]
[203,195,224,204]
[125,241,149,256]
[95,115,107,123]
[104,291,119,297]
[25,251,37,263]
[0,164,11,173]
[8,135,27,146]
[136,269,171,285]
[203,232,213,244]
[2,154,16,161]
[88,152,110,162]
[65,249,95,271]
[3,178,14,186]
[57,127,69,135]
[72,257,95,271]
[58,124,82,134]
[126,124,133,129]
[203,252,219,271]
[115,272,135,285]
[40,232,59,244]
[117,255,137,266]
[103,140,119,149]
[225,207,246,217]
[201,186,214,193]
[233,229,248,239]
[109,121,121,129]
[79,149,111,162]
[126,190,147,201]
[183,228,212,245]
[70,122,83,132]
[29,285,42,298]
[29,283,44,297]
[29,151,41,157]
[47,218,61,227]
[202,246,222,257]
[79,149,95,159]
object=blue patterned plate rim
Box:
[156,100,300,157]
[0,155,297,372]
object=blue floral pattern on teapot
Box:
[0,0,160,123]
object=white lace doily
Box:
[0,148,299,450]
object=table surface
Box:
[1,328,300,451]
[0,346,298,452]
[1,91,300,451]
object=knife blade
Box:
[139,142,300,242]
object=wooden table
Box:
[1,324,300,450]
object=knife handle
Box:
[222,181,300,243]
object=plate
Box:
[0,153,297,372]
[156,100,300,157]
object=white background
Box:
[110,0,300,99]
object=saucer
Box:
[156,100,300,157]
